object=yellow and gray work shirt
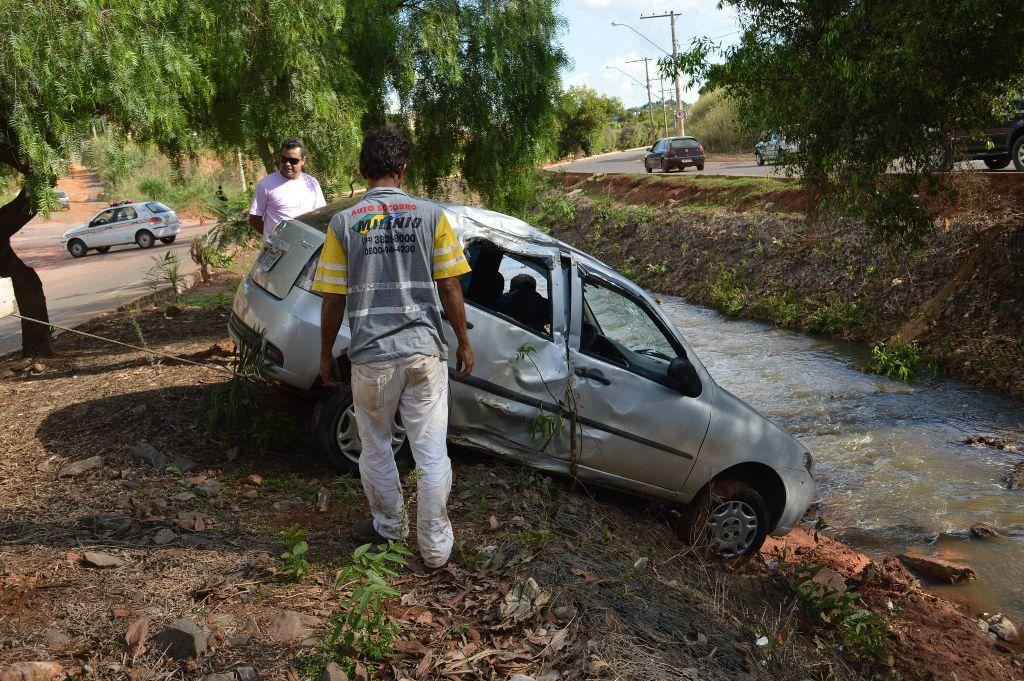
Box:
[312,187,471,365]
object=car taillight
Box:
[698,146,705,154]
[148,217,161,223]
[294,249,323,296]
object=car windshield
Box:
[145,202,172,214]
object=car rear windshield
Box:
[146,202,172,213]
[670,138,700,149]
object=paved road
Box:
[552,147,1021,177]
[0,199,204,356]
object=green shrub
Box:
[278,524,311,582]
[749,292,803,326]
[805,295,866,335]
[139,177,169,200]
[708,267,746,316]
[868,337,926,381]
[793,565,891,661]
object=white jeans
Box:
[351,353,453,567]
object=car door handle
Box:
[441,312,473,330]
[575,367,610,385]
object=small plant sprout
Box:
[146,250,183,301]
[278,524,311,581]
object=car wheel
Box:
[312,385,409,474]
[678,479,770,558]
[755,153,764,166]
[135,230,155,249]
[696,164,704,171]
[645,161,652,174]
[96,246,111,253]
[983,157,1011,170]
[1013,136,1024,171]
[160,236,176,244]
[67,239,87,258]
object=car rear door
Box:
[110,206,140,245]
[566,262,712,494]
[441,238,572,464]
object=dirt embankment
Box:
[1,262,1022,679]
[543,171,1024,401]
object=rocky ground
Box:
[1,262,1022,680]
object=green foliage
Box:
[708,267,746,316]
[329,542,411,661]
[793,565,890,661]
[209,327,267,436]
[685,88,756,153]
[868,337,926,382]
[146,251,183,302]
[138,178,169,201]
[805,295,866,336]
[748,292,803,326]
[553,86,626,158]
[672,1,1024,245]
[278,524,311,582]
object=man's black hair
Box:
[281,137,307,157]
[359,127,411,180]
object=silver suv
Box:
[229,200,815,556]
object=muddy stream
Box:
[658,296,1024,621]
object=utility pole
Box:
[642,11,684,135]
[626,57,658,142]
[660,79,670,136]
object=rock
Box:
[30,363,46,374]
[235,667,258,681]
[271,497,304,512]
[985,614,1019,642]
[154,620,209,659]
[58,455,103,478]
[857,557,918,593]
[316,488,329,513]
[169,492,195,502]
[81,551,125,568]
[194,479,221,497]
[897,553,977,583]
[969,523,1000,539]
[152,528,177,545]
[499,578,551,621]
[132,442,166,469]
[0,661,64,681]
[207,612,233,629]
[553,606,577,623]
[70,403,90,419]
[241,616,261,637]
[245,474,262,486]
[169,457,197,473]
[242,489,258,499]
[800,566,847,598]
[322,663,349,681]
[41,628,70,651]
[267,611,321,643]
[130,404,147,416]
[10,358,33,371]
[83,512,133,536]
[1004,460,1024,490]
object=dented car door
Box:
[442,238,572,466]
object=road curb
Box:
[545,147,648,170]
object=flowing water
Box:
[658,296,1024,621]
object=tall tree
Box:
[0,0,210,356]
[552,86,625,159]
[663,0,1024,243]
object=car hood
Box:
[61,224,90,239]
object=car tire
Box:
[677,478,770,558]
[96,246,111,253]
[696,164,704,171]
[755,153,764,166]
[135,230,155,249]
[1012,136,1024,171]
[160,236,176,244]
[645,162,652,174]
[983,157,1011,170]
[312,384,409,474]
[67,239,87,258]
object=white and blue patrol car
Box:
[60,201,181,258]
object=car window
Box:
[462,240,552,338]
[146,202,171,214]
[670,138,699,149]
[580,278,680,383]
[121,207,138,220]
[92,209,116,225]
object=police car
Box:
[60,201,181,258]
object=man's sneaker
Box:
[407,554,452,574]
[350,521,390,545]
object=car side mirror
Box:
[668,356,702,397]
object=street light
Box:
[610,21,672,58]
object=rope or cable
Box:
[9,312,245,379]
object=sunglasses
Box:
[279,156,302,166]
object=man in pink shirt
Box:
[248,137,326,240]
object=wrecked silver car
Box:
[229,199,816,556]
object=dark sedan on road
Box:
[644,137,705,173]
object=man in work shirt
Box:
[248,137,326,240]
[314,127,473,570]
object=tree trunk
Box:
[0,189,52,357]
[259,141,276,175]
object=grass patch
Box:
[804,294,867,335]
[748,291,804,326]
[707,267,746,316]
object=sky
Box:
[559,0,742,109]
